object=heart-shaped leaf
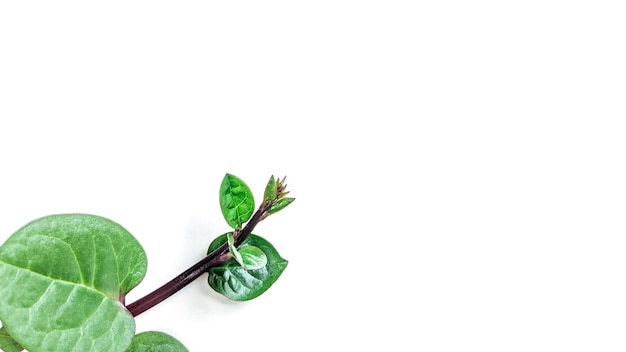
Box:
[219,174,255,229]
[126,331,188,352]
[207,233,287,301]
[0,214,147,352]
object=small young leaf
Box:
[263,175,277,203]
[219,173,255,229]
[0,326,23,352]
[227,232,244,267]
[225,233,267,270]
[127,331,189,352]
[0,214,147,352]
[207,234,288,301]
[268,197,295,214]
[238,246,267,270]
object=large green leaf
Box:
[0,214,147,352]
[219,174,255,229]
[207,233,288,301]
[126,331,188,352]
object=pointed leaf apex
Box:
[264,175,277,203]
[268,197,295,215]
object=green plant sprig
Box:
[0,173,293,352]
[126,175,291,316]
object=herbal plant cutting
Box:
[0,174,293,352]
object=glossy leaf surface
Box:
[226,233,267,270]
[0,214,147,352]
[238,246,267,270]
[263,175,277,203]
[268,197,295,215]
[219,174,255,229]
[207,233,287,301]
[127,331,188,352]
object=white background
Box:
[0,1,625,351]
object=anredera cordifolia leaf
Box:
[0,214,147,352]
[207,233,287,301]
[264,175,277,203]
[238,246,267,270]
[127,331,189,352]
[227,232,244,267]
[219,174,255,229]
[226,233,267,270]
[0,326,23,352]
[268,197,295,215]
